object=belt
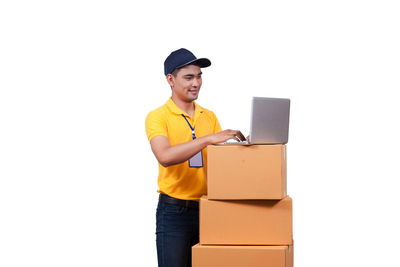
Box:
[159,194,199,209]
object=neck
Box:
[171,96,195,117]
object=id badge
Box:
[189,150,203,168]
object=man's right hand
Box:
[207,129,246,144]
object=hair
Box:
[171,68,180,77]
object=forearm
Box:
[150,129,244,167]
[158,135,212,167]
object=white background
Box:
[1,0,400,266]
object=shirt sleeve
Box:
[145,110,168,142]
[213,113,222,133]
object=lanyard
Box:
[182,115,196,140]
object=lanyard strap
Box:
[182,115,196,140]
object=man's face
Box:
[167,64,202,103]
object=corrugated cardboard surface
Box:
[192,244,293,267]
[200,196,292,245]
[207,144,287,200]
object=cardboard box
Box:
[192,244,293,267]
[200,196,292,245]
[207,144,287,200]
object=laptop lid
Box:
[249,97,290,144]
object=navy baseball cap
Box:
[164,48,211,76]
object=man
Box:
[145,48,245,267]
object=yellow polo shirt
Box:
[145,98,222,200]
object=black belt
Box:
[159,194,199,209]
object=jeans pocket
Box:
[162,202,185,216]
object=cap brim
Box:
[176,58,211,69]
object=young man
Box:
[145,48,245,267]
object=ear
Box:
[166,74,175,87]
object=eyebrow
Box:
[183,72,202,77]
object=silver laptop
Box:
[221,96,290,145]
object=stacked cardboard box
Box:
[193,145,294,267]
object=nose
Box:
[192,77,201,88]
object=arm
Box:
[150,129,245,167]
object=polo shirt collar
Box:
[166,98,204,117]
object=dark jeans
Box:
[156,199,199,267]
